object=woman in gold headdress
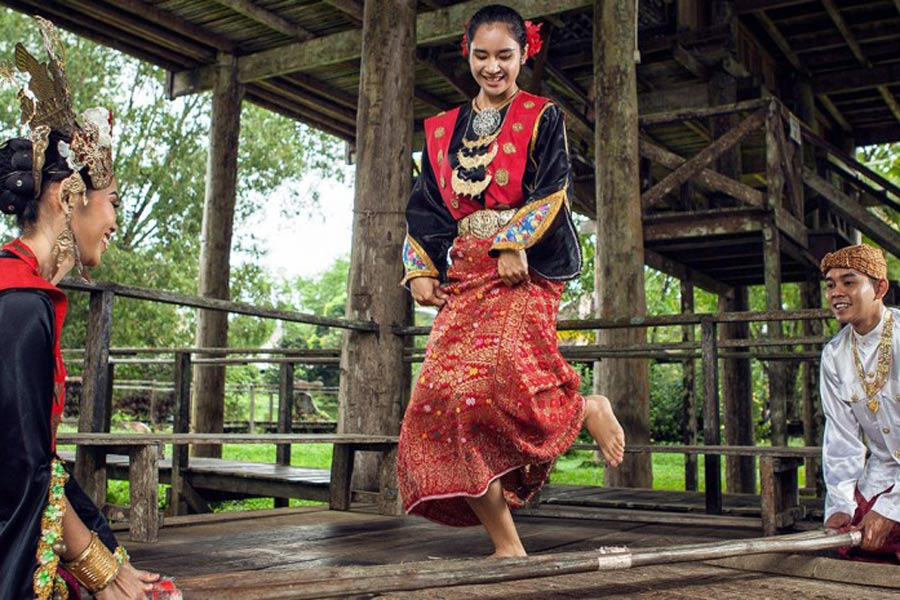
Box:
[397,4,625,558]
[0,19,163,599]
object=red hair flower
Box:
[525,20,543,59]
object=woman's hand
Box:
[497,249,529,286]
[410,277,448,307]
[95,563,160,600]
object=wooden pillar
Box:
[275,363,294,508]
[191,53,243,458]
[594,0,652,488]
[708,0,741,206]
[719,287,755,494]
[75,289,115,506]
[338,0,414,491]
[169,351,192,516]
[681,280,698,491]
[702,318,722,514]
[801,277,825,495]
[765,104,788,448]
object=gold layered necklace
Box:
[850,310,893,414]
[450,92,517,200]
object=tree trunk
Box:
[720,287,756,494]
[594,0,652,488]
[191,53,243,458]
[338,0,414,493]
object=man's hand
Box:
[859,509,898,551]
[825,512,852,530]
[497,249,529,286]
[409,277,448,307]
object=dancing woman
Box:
[398,4,625,558]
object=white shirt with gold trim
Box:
[821,306,900,523]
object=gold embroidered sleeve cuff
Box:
[400,234,439,285]
[490,189,566,252]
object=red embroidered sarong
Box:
[398,234,584,526]
[837,486,900,563]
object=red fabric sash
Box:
[424,91,550,220]
[0,239,68,451]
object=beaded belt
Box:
[457,208,516,240]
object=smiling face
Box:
[71,177,119,268]
[468,23,525,105]
[824,267,887,330]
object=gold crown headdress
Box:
[3,16,114,198]
[2,17,115,281]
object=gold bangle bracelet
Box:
[63,532,121,593]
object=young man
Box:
[820,243,900,562]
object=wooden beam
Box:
[212,0,314,40]
[736,0,820,13]
[821,0,871,68]
[755,12,803,72]
[816,93,851,132]
[415,47,477,99]
[815,62,900,95]
[643,212,763,241]
[639,139,764,208]
[114,0,237,52]
[878,85,900,126]
[673,44,709,81]
[641,110,767,209]
[169,0,592,96]
[804,167,900,259]
[644,249,734,298]
[323,0,363,24]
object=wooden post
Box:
[248,384,256,434]
[275,362,294,508]
[338,0,414,497]
[75,289,114,507]
[128,444,159,543]
[594,0,652,488]
[268,391,274,422]
[765,104,788,447]
[702,318,722,514]
[169,351,196,516]
[191,52,243,458]
[719,287,755,494]
[680,279,698,491]
[801,277,825,496]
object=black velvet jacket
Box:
[0,251,117,599]
[405,101,582,282]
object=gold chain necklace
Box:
[850,310,893,414]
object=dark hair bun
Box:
[0,138,36,216]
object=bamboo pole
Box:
[177,531,860,599]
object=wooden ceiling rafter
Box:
[323,0,363,24]
[167,0,593,98]
[821,0,900,128]
[211,0,314,41]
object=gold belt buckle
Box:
[459,209,516,240]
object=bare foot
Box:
[583,395,625,467]
[489,547,527,558]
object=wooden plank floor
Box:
[124,507,894,599]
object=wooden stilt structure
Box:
[176,530,861,599]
